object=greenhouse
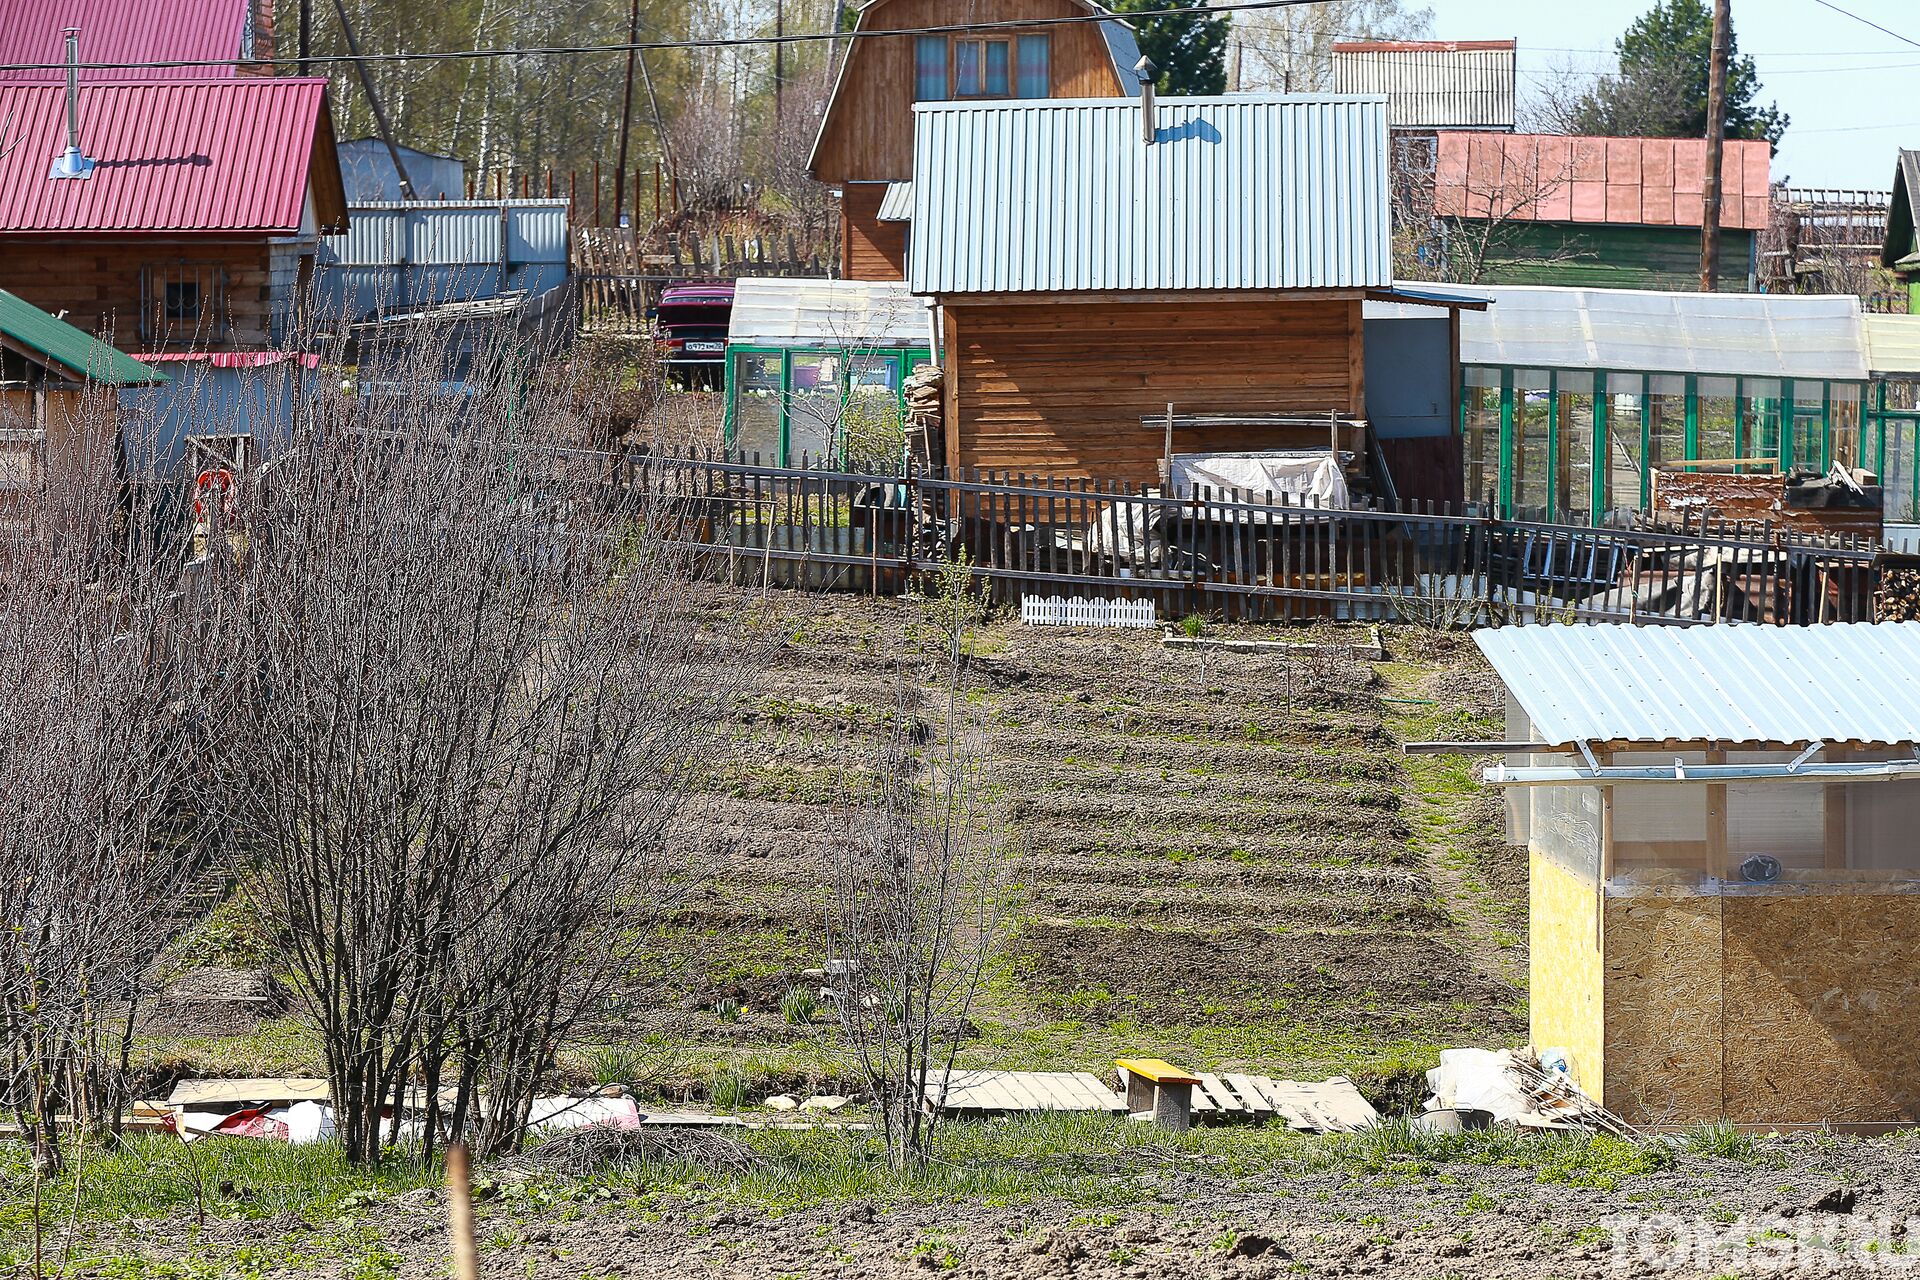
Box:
[724,277,933,468]
[1452,287,1882,524]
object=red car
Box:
[654,282,734,389]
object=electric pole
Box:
[1699,0,1731,292]
[613,0,640,226]
[774,0,786,131]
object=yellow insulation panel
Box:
[1528,851,1605,1101]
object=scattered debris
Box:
[1424,1049,1637,1137]
[797,1095,850,1112]
[923,1066,1378,1132]
[925,1070,1126,1116]
[511,1125,764,1177]
[529,1096,643,1134]
[763,1095,799,1112]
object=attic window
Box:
[954,38,1010,97]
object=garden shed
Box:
[1449,286,1871,524]
[724,277,932,467]
[1478,623,1920,1128]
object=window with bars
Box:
[140,262,232,344]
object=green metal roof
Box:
[0,289,164,386]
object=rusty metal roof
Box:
[1434,133,1772,232]
[0,78,337,233]
[0,0,250,79]
[1477,623,1920,748]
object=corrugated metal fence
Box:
[316,200,570,321]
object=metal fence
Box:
[624,452,1883,627]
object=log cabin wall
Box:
[0,238,289,351]
[941,295,1366,486]
[810,0,1129,186]
[841,184,909,281]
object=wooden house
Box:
[1880,150,1920,313]
[0,287,163,490]
[905,94,1472,488]
[0,0,345,355]
[1479,623,1920,1128]
[807,0,1141,281]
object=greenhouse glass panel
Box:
[1648,374,1687,475]
[1463,368,1501,506]
[1887,420,1918,522]
[1831,384,1863,471]
[1696,377,1737,470]
[787,353,841,465]
[1554,372,1596,523]
[1602,372,1644,520]
[732,351,784,462]
[1789,387,1826,471]
[1744,378,1783,472]
[1512,369,1551,516]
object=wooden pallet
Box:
[1187,1073,1378,1132]
[924,1070,1125,1115]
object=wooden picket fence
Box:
[619,450,1885,627]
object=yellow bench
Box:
[1116,1058,1201,1130]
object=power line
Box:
[1807,0,1920,51]
[0,0,1289,75]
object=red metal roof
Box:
[0,79,333,233]
[1433,133,1771,233]
[0,0,250,80]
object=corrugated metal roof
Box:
[908,95,1391,296]
[0,78,329,232]
[0,287,162,384]
[728,277,928,348]
[1448,284,1867,382]
[0,0,249,80]
[1863,312,1920,376]
[1476,623,1920,747]
[1434,134,1771,232]
[1331,42,1515,130]
[876,181,913,223]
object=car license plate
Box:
[684,341,724,354]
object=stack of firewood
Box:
[1878,567,1920,621]
[905,365,944,470]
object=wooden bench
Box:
[1116,1058,1202,1131]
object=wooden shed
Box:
[806,0,1141,281]
[1476,623,1920,1129]
[904,94,1479,488]
[0,288,165,491]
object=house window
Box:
[954,37,1010,97]
[140,263,231,343]
[914,35,948,101]
[1016,35,1050,97]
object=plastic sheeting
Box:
[728,277,928,348]
[1169,451,1350,507]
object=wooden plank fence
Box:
[617,450,1886,628]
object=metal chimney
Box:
[48,28,96,180]
[1136,56,1157,145]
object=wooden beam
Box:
[1402,741,1559,754]
[1704,747,1727,881]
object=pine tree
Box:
[1108,0,1227,96]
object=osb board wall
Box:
[1720,894,1920,1124]
[1529,851,1605,1098]
[1602,893,1725,1126]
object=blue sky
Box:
[1427,0,1918,189]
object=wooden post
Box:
[446,1143,479,1280]
[1700,0,1731,291]
[1704,746,1727,881]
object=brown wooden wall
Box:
[942,295,1366,486]
[810,0,1129,184]
[841,185,908,281]
[0,237,284,351]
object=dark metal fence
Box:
[621,450,1884,627]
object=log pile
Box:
[905,364,944,470]
[1877,566,1920,621]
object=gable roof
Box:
[1477,623,1920,749]
[0,78,347,233]
[0,0,251,80]
[1881,150,1920,272]
[0,288,163,385]
[908,95,1392,295]
[1434,133,1771,232]
[807,0,1141,179]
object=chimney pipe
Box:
[1136,56,1157,145]
[49,28,95,180]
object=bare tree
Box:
[827,558,1006,1172]
[0,387,208,1173]
[1225,0,1432,92]
[1401,136,1586,284]
[204,319,756,1163]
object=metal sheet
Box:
[728,276,927,348]
[1449,285,1868,382]
[1475,623,1920,748]
[908,94,1392,295]
[876,181,913,223]
[314,200,569,320]
[0,0,250,80]
[0,79,328,232]
[1331,41,1515,130]
[1864,313,1920,377]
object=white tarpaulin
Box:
[1170,452,1350,508]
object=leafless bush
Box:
[0,390,209,1170]
[827,558,1006,1172]
[201,317,761,1163]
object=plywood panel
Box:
[841,185,908,281]
[944,296,1365,486]
[1602,893,1724,1125]
[1530,851,1606,1100]
[811,0,1129,184]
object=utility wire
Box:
[0,0,1298,75]
[1807,0,1920,50]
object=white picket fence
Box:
[1019,595,1157,629]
